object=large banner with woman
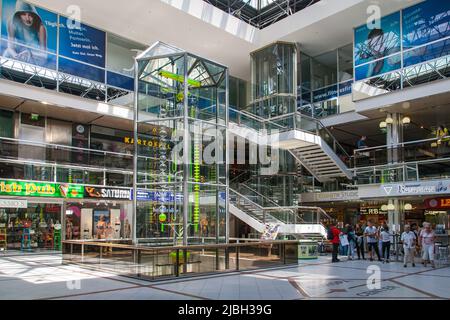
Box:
[1,0,58,69]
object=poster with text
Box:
[354,11,401,67]
[403,0,450,49]
[1,0,57,69]
[59,15,105,68]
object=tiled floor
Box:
[0,253,449,300]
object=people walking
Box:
[401,224,416,268]
[364,220,381,262]
[380,225,392,263]
[347,225,357,260]
[355,224,365,260]
[330,222,341,263]
[420,222,437,268]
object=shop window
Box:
[0,110,14,138]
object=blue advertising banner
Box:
[59,16,106,68]
[354,11,401,67]
[1,0,57,69]
[338,80,353,96]
[402,0,450,49]
[355,53,401,81]
[313,84,338,103]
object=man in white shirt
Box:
[364,220,381,262]
[401,224,416,268]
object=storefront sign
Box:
[359,180,450,199]
[0,180,83,198]
[425,197,450,209]
[360,208,387,215]
[0,199,28,208]
[84,186,131,200]
[300,190,359,203]
[124,137,171,149]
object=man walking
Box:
[364,220,382,262]
[401,224,416,268]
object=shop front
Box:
[0,180,83,252]
[64,186,133,241]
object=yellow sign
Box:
[124,137,171,150]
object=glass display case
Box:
[134,42,229,246]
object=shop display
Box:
[80,208,93,239]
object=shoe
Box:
[378,259,382,262]
[370,258,373,262]
[404,265,407,268]
[386,260,390,263]
[412,263,416,267]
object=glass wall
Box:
[135,42,229,246]
[298,44,354,118]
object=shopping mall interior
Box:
[0,0,450,302]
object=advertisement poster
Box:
[402,0,450,67]
[0,0,57,69]
[58,16,106,68]
[355,53,401,80]
[402,0,450,49]
[354,12,401,71]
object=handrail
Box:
[236,183,282,208]
[353,136,450,154]
[352,156,450,172]
[0,136,133,158]
[62,239,302,251]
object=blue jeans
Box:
[348,241,356,259]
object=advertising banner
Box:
[0,180,84,198]
[355,53,401,80]
[402,0,450,49]
[354,11,401,67]
[58,16,106,68]
[0,0,57,69]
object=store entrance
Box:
[0,201,62,252]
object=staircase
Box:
[229,108,353,182]
[229,188,327,239]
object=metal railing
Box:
[229,108,351,166]
[353,136,450,168]
[62,239,301,280]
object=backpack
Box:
[327,228,334,241]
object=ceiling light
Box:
[402,117,411,125]
[404,203,413,211]
[41,101,49,105]
[385,116,394,124]
[381,205,388,211]
[379,121,387,129]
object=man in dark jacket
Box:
[330,223,341,263]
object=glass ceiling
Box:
[204,0,320,29]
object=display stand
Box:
[53,226,61,251]
[0,227,7,252]
[21,228,32,252]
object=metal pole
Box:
[183,53,189,246]
[132,60,139,245]
[225,68,230,245]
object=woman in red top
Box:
[330,223,341,263]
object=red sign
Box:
[425,198,450,209]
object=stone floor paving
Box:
[0,253,449,300]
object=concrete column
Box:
[386,113,403,164]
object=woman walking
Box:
[420,222,437,268]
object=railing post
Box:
[81,244,84,263]
[183,249,188,274]
[225,248,230,270]
[175,249,180,277]
[236,246,240,271]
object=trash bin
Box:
[298,240,319,260]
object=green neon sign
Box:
[158,70,202,87]
[0,180,84,199]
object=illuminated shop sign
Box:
[360,208,387,215]
[84,186,131,200]
[0,180,83,198]
[425,197,450,209]
[123,137,172,149]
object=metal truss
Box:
[0,57,133,107]
[203,0,320,29]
